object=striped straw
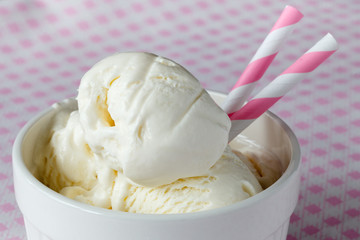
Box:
[222,5,303,115]
[228,33,339,141]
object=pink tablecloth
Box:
[1,0,359,239]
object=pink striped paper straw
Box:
[222,5,303,115]
[228,33,339,141]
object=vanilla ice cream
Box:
[77,52,230,187]
[114,146,262,213]
[32,52,283,213]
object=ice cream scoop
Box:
[76,52,231,187]
[32,52,275,213]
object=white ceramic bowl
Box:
[12,91,301,240]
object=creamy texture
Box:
[77,52,230,187]
[111,146,262,213]
[36,99,263,212]
[33,52,284,213]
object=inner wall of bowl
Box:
[22,108,56,180]
[233,114,292,170]
[210,91,292,172]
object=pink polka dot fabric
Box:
[0,0,359,239]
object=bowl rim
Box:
[12,91,301,221]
